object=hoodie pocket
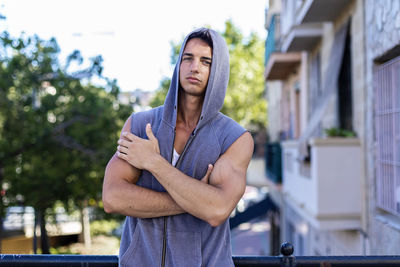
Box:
[120,220,163,267]
[165,229,201,267]
[119,222,139,267]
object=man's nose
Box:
[190,59,200,72]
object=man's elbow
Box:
[207,218,225,227]
[102,189,117,214]
[207,209,230,227]
[103,201,114,214]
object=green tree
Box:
[150,20,267,131]
[221,20,266,131]
[149,77,170,108]
[0,32,131,253]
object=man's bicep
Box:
[105,115,141,184]
[105,154,140,184]
[209,132,254,202]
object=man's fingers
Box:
[201,164,213,183]
[146,123,157,142]
[205,164,213,177]
[117,139,129,147]
[146,123,160,153]
[122,131,137,141]
[117,145,128,154]
[117,151,127,161]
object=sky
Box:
[1,0,267,92]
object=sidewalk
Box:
[231,215,270,256]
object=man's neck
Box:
[177,91,204,129]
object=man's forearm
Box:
[115,127,251,226]
[103,178,184,218]
[145,155,231,226]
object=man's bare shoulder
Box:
[121,115,132,134]
[224,131,253,162]
[234,131,254,146]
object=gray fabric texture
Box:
[119,28,246,267]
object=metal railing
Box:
[265,14,281,65]
[374,55,400,216]
[2,243,400,267]
[230,195,277,229]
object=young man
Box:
[102,28,253,267]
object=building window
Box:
[374,55,400,215]
[338,28,353,131]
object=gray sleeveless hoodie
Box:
[119,28,247,267]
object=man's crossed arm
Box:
[102,117,253,226]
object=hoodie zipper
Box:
[161,129,196,267]
[161,130,176,267]
[161,217,167,267]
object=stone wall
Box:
[365,0,400,57]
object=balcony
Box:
[280,23,323,52]
[265,14,302,81]
[265,14,280,66]
[281,138,362,230]
[264,52,301,80]
[296,0,351,24]
[264,14,302,81]
[276,0,324,53]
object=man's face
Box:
[179,38,212,96]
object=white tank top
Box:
[172,148,180,166]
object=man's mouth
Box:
[187,76,201,83]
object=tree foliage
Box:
[221,21,267,131]
[150,20,267,131]
[149,77,170,108]
[0,32,131,252]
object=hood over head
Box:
[162,28,230,133]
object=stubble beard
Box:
[180,84,207,98]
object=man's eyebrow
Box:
[201,56,212,61]
[182,53,212,61]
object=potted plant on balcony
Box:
[324,127,356,138]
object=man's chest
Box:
[173,126,194,154]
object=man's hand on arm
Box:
[102,118,191,218]
[118,124,254,227]
[117,123,160,170]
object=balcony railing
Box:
[296,0,351,24]
[265,14,280,65]
[265,142,282,184]
[2,242,400,267]
[281,138,362,230]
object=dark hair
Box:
[187,28,213,50]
